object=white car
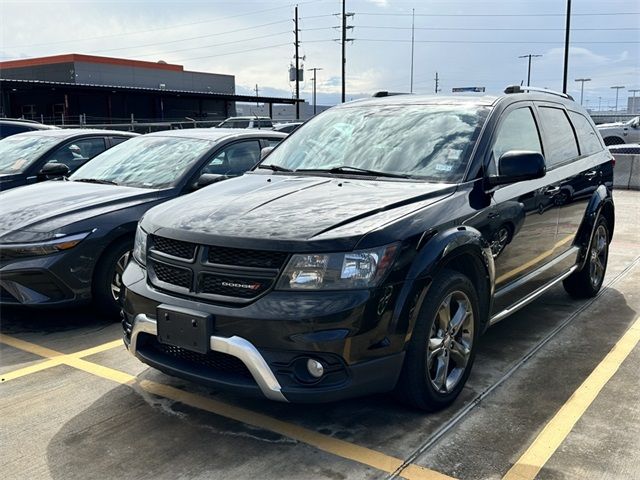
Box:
[597,116,640,145]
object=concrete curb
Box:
[612,154,640,190]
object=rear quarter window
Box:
[538,107,579,167]
[568,111,603,155]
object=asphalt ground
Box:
[1,190,639,480]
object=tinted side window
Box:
[265,138,282,147]
[538,107,579,167]
[47,138,106,171]
[568,111,603,155]
[491,107,542,173]
[110,136,131,146]
[0,124,32,139]
[201,140,262,175]
[257,120,273,128]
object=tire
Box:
[603,136,624,146]
[395,269,480,411]
[563,217,609,299]
[92,238,133,319]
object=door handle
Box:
[583,170,598,179]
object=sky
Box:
[0,0,638,110]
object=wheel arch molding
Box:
[393,227,495,339]
[574,185,615,270]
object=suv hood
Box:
[0,181,164,241]
[145,173,455,251]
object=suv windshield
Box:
[262,104,489,182]
[0,135,60,173]
[70,136,215,189]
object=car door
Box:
[481,103,559,314]
[534,104,585,270]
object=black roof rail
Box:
[504,85,574,101]
[372,91,412,98]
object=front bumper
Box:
[0,250,90,306]
[122,260,407,403]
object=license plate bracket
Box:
[156,305,212,354]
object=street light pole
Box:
[574,78,591,105]
[562,0,572,93]
[307,67,323,115]
[611,86,625,112]
[518,54,542,86]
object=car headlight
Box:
[276,243,399,290]
[0,232,91,260]
[132,225,148,266]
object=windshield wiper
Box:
[257,164,293,172]
[73,178,118,185]
[296,165,411,179]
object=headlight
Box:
[276,243,399,290]
[132,224,148,266]
[0,232,91,260]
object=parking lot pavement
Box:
[1,190,639,480]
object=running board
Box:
[489,265,578,326]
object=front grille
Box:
[208,245,288,269]
[152,261,192,289]
[151,341,252,379]
[151,236,196,260]
[200,274,271,298]
[147,235,289,303]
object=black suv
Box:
[122,87,614,410]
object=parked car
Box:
[0,129,138,191]
[0,118,58,139]
[597,116,640,145]
[122,87,613,410]
[0,129,286,316]
[216,116,273,129]
[272,122,304,134]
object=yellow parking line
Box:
[0,336,123,382]
[503,316,640,480]
[497,234,574,284]
[0,333,455,480]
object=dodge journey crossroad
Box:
[121,86,614,410]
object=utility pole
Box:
[629,89,640,114]
[598,96,602,111]
[254,84,259,108]
[308,67,323,115]
[340,1,354,103]
[574,78,591,105]
[518,54,542,86]
[611,86,625,112]
[434,72,440,94]
[562,0,572,93]
[294,5,300,120]
[410,8,415,93]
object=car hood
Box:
[597,122,623,129]
[145,173,455,251]
[0,181,165,241]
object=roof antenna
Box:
[520,80,524,86]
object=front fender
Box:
[390,226,495,340]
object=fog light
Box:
[306,359,324,378]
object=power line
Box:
[353,38,640,44]
[4,0,330,49]
[353,25,640,31]
[355,11,640,17]
[86,20,291,54]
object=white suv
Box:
[215,116,273,129]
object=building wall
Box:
[73,62,235,94]
[0,63,76,82]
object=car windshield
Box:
[70,136,215,189]
[0,135,61,173]
[261,104,489,182]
